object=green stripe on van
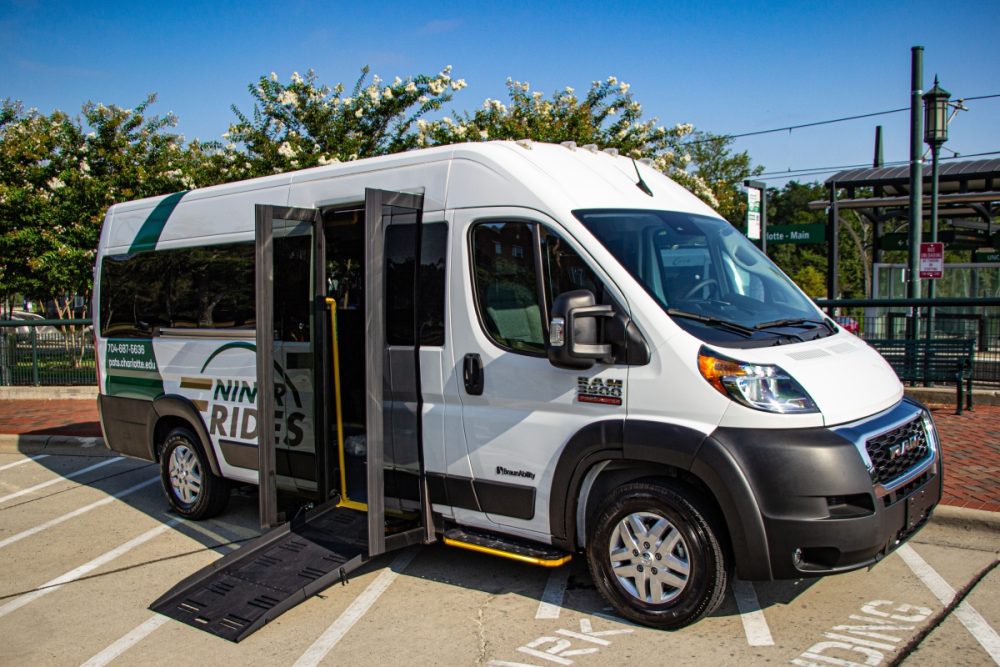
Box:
[129,191,188,253]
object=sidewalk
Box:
[0,394,997,513]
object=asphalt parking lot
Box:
[1,449,997,666]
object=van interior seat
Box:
[485,281,542,346]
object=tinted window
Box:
[575,209,830,345]
[540,226,605,309]
[272,227,313,342]
[472,222,544,354]
[472,221,605,356]
[386,222,447,346]
[99,243,255,338]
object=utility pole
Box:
[906,46,924,340]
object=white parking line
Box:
[0,477,159,550]
[293,549,418,667]
[0,457,123,505]
[0,454,50,472]
[0,518,180,620]
[79,530,244,665]
[732,578,774,646]
[897,544,1000,664]
[535,566,571,619]
[79,615,169,667]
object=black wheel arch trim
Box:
[549,419,773,580]
[150,394,223,477]
[688,435,772,580]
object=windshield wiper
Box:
[754,317,837,338]
[666,309,754,337]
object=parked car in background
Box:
[836,315,859,334]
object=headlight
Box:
[698,347,818,414]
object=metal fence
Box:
[0,319,96,386]
[816,298,1000,385]
[3,300,999,387]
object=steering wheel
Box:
[682,278,718,301]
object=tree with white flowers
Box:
[422,76,758,218]
[0,95,199,363]
[226,66,465,176]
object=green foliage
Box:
[682,132,763,224]
[0,95,192,310]
[227,67,463,176]
[424,76,739,209]
[791,265,827,298]
[2,65,769,309]
[765,180,874,298]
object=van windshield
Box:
[574,209,833,346]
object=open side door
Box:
[150,193,432,642]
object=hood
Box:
[773,333,902,426]
[714,332,903,428]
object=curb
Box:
[904,386,1000,407]
[929,504,1000,533]
[0,433,111,457]
[0,386,98,400]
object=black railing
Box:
[815,298,1000,385]
[0,319,95,386]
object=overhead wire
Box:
[751,150,1000,182]
[681,92,999,181]
[683,92,999,145]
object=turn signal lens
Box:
[698,347,818,414]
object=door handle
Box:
[463,353,484,395]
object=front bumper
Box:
[700,398,942,580]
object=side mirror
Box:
[547,290,614,370]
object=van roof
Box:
[106,140,716,216]
[99,141,720,254]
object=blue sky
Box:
[3,0,998,185]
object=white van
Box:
[94,141,941,639]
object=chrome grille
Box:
[864,416,929,485]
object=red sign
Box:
[919,242,944,279]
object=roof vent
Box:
[639,158,653,166]
[581,144,599,153]
[602,147,619,157]
[561,141,577,151]
[516,139,533,150]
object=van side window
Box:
[385,222,447,346]
[540,226,605,309]
[471,221,605,356]
[99,242,255,338]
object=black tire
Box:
[586,479,728,629]
[159,426,230,520]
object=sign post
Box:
[744,180,767,253]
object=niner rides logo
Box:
[195,342,308,447]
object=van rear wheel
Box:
[586,480,727,629]
[159,427,229,520]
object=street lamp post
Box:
[923,76,950,340]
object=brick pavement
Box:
[927,403,1000,513]
[0,398,997,512]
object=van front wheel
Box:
[586,480,727,629]
[159,427,229,520]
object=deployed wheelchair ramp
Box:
[150,504,367,642]
[150,190,432,642]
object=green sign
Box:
[974,250,1000,263]
[105,339,163,398]
[766,223,826,244]
[881,230,997,252]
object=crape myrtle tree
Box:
[3,64,766,340]
[0,95,198,365]
[227,70,760,220]
[226,66,466,176]
[421,76,756,215]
